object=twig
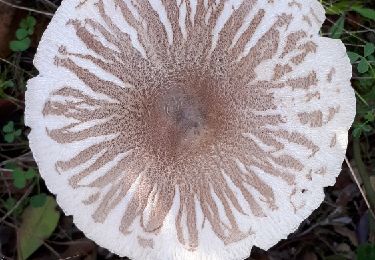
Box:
[43,241,62,259]
[0,0,53,17]
[349,139,375,219]
[0,183,34,224]
[0,57,34,77]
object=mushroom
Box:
[25,0,355,259]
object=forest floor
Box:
[0,0,374,259]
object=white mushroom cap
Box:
[25,0,356,259]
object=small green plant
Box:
[0,79,14,97]
[2,197,25,217]
[9,15,37,52]
[2,121,22,143]
[348,43,375,74]
[5,164,37,189]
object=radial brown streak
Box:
[55,141,110,172]
[281,30,307,58]
[291,41,317,64]
[47,121,117,143]
[242,166,276,208]
[113,0,162,64]
[83,19,124,54]
[55,57,125,100]
[87,151,143,188]
[273,64,293,80]
[131,0,170,61]
[67,144,125,188]
[177,186,198,249]
[120,176,154,234]
[160,0,183,44]
[286,71,317,90]
[218,155,265,216]
[141,183,175,233]
[64,52,142,87]
[92,172,139,223]
[234,15,291,82]
[230,8,265,58]
[95,1,148,61]
[67,19,119,62]
[213,1,256,59]
[274,130,319,156]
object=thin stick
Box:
[345,156,375,219]
[0,57,34,77]
[0,0,53,17]
[0,184,34,224]
[43,241,62,259]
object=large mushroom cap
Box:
[25,0,356,259]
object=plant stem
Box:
[353,137,375,214]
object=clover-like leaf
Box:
[347,51,361,63]
[3,121,14,133]
[9,38,31,52]
[16,28,29,40]
[364,43,375,57]
[357,58,369,73]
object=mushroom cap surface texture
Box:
[25,0,356,259]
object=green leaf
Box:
[365,111,375,122]
[12,168,28,189]
[2,80,15,89]
[18,196,60,260]
[352,127,363,138]
[325,1,362,15]
[27,27,34,35]
[19,19,28,29]
[352,7,375,21]
[3,121,14,133]
[30,194,47,208]
[330,15,345,39]
[357,244,375,260]
[357,58,369,73]
[364,43,375,57]
[14,129,22,137]
[16,29,28,40]
[4,133,15,143]
[13,175,26,189]
[9,38,31,52]
[24,169,36,180]
[26,16,37,28]
[347,51,360,63]
[362,124,373,133]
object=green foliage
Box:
[352,6,375,21]
[5,164,37,189]
[330,14,345,39]
[356,244,375,260]
[10,16,36,52]
[325,1,375,21]
[30,193,47,208]
[2,197,24,217]
[2,121,22,143]
[17,196,60,260]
